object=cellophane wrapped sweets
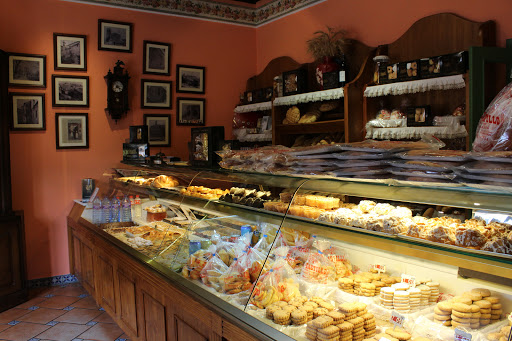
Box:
[200,252,229,292]
[300,239,336,284]
[250,259,301,309]
[473,82,512,151]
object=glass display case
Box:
[82,165,512,341]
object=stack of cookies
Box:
[373,281,386,296]
[426,282,440,304]
[416,284,431,308]
[346,316,365,341]
[337,321,354,340]
[265,296,335,325]
[291,309,308,325]
[305,315,334,341]
[433,300,453,326]
[359,283,376,296]
[408,288,421,312]
[393,290,411,314]
[380,287,395,309]
[273,309,292,325]
[339,302,359,320]
[362,312,377,338]
[326,311,345,324]
[339,278,354,294]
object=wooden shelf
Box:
[276,119,345,135]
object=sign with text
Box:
[390,310,405,328]
[454,328,472,341]
[401,274,416,287]
[373,264,386,273]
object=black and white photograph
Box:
[52,75,89,107]
[141,79,172,109]
[9,93,45,131]
[143,114,170,146]
[56,113,89,149]
[54,33,87,71]
[176,64,205,94]
[98,19,133,52]
[8,53,46,88]
[143,41,171,75]
[177,97,205,126]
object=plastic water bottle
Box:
[121,196,132,222]
[134,195,142,218]
[111,196,121,222]
[92,197,102,224]
[129,196,135,218]
[101,197,111,223]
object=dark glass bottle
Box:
[338,54,348,87]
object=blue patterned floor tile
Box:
[28,338,40,341]
[46,321,59,326]
[72,339,83,341]
[44,294,55,298]
[99,307,105,311]
[63,306,75,311]
[8,321,20,326]
[28,306,39,310]
[86,321,97,326]
[78,294,89,298]
[115,339,128,341]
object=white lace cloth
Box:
[233,128,272,142]
[233,101,272,113]
[364,75,465,97]
[365,124,467,140]
[273,88,344,106]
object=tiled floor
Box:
[0,283,130,341]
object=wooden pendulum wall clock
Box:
[105,60,130,121]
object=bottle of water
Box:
[92,197,102,224]
[111,196,121,223]
[121,196,132,222]
[129,195,135,218]
[101,197,111,223]
[134,195,142,218]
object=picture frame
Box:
[98,19,133,53]
[282,68,307,96]
[55,113,89,149]
[176,64,205,94]
[52,75,89,107]
[406,105,432,127]
[244,90,253,104]
[177,97,205,126]
[141,79,172,109]
[9,92,45,131]
[8,53,46,88]
[53,33,87,71]
[322,71,340,90]
[143,40,171,76]
[143,114,171,147]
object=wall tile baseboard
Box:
[28,274,78,288]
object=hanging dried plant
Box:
[307,26,347,60]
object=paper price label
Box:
[454,328,472,341]
[373,264,386,273]
[390,311,405,328]
[401,274,416,287]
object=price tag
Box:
[401,274,416,288]
[373,264,386,273]
[454,328,472,341]
[89,187,100,203]
[390,310,405,328]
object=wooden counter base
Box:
[67,203,278,341]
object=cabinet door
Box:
[175,317,207,341]
[0,220,22,297]
[95,254,116,314]
[117,269,138,337]
[142,290,167,341]
[80,241,95,293]
[72,234,82,279]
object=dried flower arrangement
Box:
[307,26,347,60]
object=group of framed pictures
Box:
[7,18,207,149]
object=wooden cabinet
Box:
[361,13,496,149]
[67,205,270,341]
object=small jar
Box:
[273,75,283,97]
[373,55,390,85]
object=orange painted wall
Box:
[1,0,255,279]
[255,0,512,72]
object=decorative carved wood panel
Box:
[143,291,167,341]
[117,270,138,337]
[96,254,116,314]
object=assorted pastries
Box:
[219,187,273,208]
[180,186,229,200]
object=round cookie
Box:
[273,310,290,325]
[471,288,491,297]
[453,296,473,305]
[474,300,491,309]
[434,307,451,316]
[452,310,473,318]
[452,303,472,313]
[386,327,412,341]
[484,296,500,304]
[437,301,453,313]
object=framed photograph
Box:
[406,105,432,127]
[282,68,307,96]
[9,93,45,131]
[52,75,89,107]
[55,113,89,149]
[143,114,171,147]
[177,97,205,126]
[98,19,133,53]
[53,33,87,71]
[143,40,171,75]
[176,64,205,94]
[141,79,172,109]
[8,53,46,88]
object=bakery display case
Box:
[68,164,512,341]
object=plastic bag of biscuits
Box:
[301,239,336,284]
[200,252,229,292]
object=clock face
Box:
[112,81,124,93]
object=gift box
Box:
[398,60,421,81]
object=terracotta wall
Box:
[1,0,255,279]
[255,0,512,72]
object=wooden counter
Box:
[67,203,290,341]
